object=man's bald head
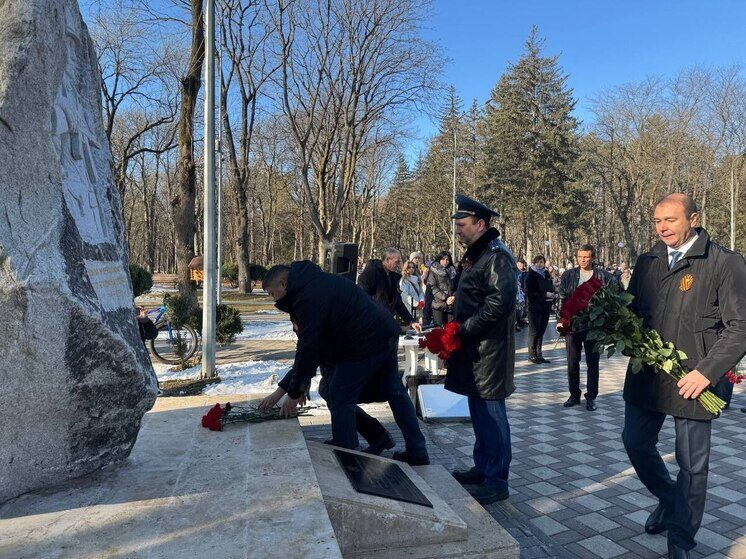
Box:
[655,193,698,218]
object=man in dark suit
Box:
[622,193,746,559]
[358,248,422,333]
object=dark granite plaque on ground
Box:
[334,449,433,507]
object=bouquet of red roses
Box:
[200,402,308,431]
[558,276,604,335]
[419,321,462,360]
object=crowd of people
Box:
[259,192,745,559]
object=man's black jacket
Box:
[558,266,616,310]
[275,261,400,399]
[446,228,518,400]
[623,229,746,420]
[525,267,554,314]
[357,259,414,324]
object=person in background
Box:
[409,251,426,277]
[550,266,562,315]
[619,263,632,290]
[515,259,529,330]
[358,248,422,333]
[558,244,616,411]
[427,251,455,326]
[525,255,554,364]
[400,260,425,322]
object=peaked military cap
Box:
[451,193,498,221]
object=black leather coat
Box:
[623,229,746,420]
[445,228,518,400]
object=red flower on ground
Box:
[201,403,224,431]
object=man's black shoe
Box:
[528,357,541,364]
[466,484,509,505]
[363,432,395,456]
[645,503,667,535]
[586,398,597,411]
[392,451,430,466]
[451,468,485,485]
[539,357,551,363]
[563,396,581,408]
[667,540,690,559]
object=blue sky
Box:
[409,0,746,155]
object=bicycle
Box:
[146,304,199,364]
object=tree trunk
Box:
[171,0,204,301]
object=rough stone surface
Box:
[0,0,157,502]
[307,441,468,556]
[0,396,342,559]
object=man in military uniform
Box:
[445,194,518,505]
[622,193,746,559]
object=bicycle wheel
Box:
[150,321,199,364]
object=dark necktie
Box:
[669,251,683,270]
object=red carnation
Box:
[201,404,224,431]
[417,300,425,310]
[419,322,462,360]
[726,370,743,384]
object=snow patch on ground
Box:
[153,359,323,401]
[255,309,283,315]
[235,320,297,341]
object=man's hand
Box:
[280,396,300,418]
[258,388,285,410]
[446,296,455,306]
[410,322,423,333]
[298,393,308,407]
[677,370,711,400]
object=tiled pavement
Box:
[301,319,746,559]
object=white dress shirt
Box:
[667,232,699,268]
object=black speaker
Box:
[327,242,358,282]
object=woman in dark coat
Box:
[426,251,455,326]
[525,255,555,363]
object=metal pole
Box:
[201,0,217,379]
[451,127,456,257]
[216,14,223,306]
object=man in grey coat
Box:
[622,193,746,559]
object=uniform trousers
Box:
[467,396,512,492]
[622,402,711,551]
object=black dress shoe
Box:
[392,451,430,466]
[528,357,541,364]
[538,357,551,363]
[466,485,509,505]
[452,467,485,485]
[563,396,581,407]
[363,432,395,455]
[667,540,690,559]
[586,398,597,411]
[645,503,667,535]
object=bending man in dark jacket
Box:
[261,261,428,463]
[622,194,746,559]
[445,194,518,505]
[358,249,422,332]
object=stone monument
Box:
[0,0,158,502]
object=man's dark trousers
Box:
[527,311,550,360]
[324,338,427,456]
[467,396,511,492]
[565,330,600,400]
[622,402,711,551]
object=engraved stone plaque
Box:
[334,449,433,507]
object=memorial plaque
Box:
[334,449,433,507]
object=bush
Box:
[221,262,239,282]
[129,264,152,298]
[216,304,243,344]
[177,299,243,345]
[164,293,197,328]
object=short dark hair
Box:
[655,193,698,218]
[577,244,596,257]
[471,216,491,226]
[262,265,291,290]
[533,254,545,264]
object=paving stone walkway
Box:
[301,319,746,559]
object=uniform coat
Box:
[446,228,518,400]
[623,229,746,420]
